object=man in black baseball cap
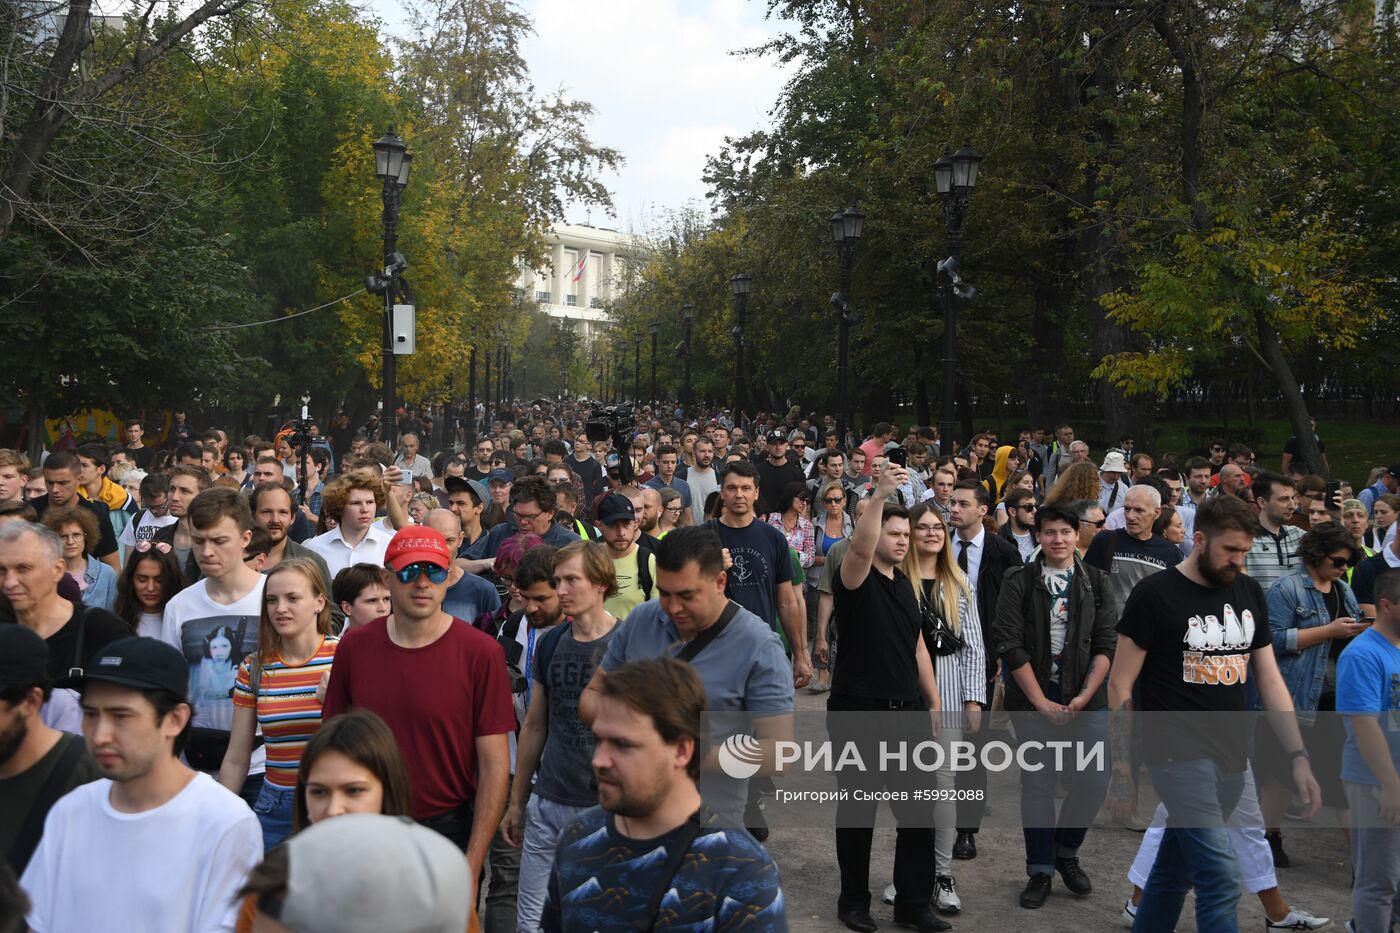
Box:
[0,625,98,875]
[756,429,805,516]
[597,493,657,619]
[20,636,262,931]
[443,475,489,555]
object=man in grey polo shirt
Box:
[580,526,794,826]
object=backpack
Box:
[498,610,572,698]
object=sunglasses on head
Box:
[393,563,450,584]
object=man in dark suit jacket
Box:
[947,479,1023,860]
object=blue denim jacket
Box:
[1266,565,1359,723]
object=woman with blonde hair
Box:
[218,558,338,850]
[1043,460,1101,508]
[889,499,986,914]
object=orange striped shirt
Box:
[233,636,338,789]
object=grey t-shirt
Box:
[600,601,794,823]
[533,624,616,807]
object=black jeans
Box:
[955,681,993,833]
[827,693,936,912]
[420,800,476,852]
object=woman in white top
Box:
[113,540,188,637]
[891,499,986,915]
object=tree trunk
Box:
[1256,310,1327,479]
[1025,267,1071,428]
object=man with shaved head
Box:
[1085,484,1183,613]
[424,509,499,623]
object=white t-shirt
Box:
[117,509,178,547]
[21,772,262,933]
[137,611,164,639]
[160,575,267,773]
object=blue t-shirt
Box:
[1337,626,1400,786]
[644,475,693,509]
[601,600,794,822]
[542,806,787,933]
[709,519,794,627]
[465,520,579,560]
[441,570,501,624]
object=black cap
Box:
[596,493,636,525]
[0,625,50,687]
[60,636,189,699]
[765,430,786,444]
[1387,463,1400,479]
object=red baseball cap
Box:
[384,527,452,571]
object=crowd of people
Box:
[0,401,1398,933]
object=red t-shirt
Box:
[321,616,515,820]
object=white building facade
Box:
[519,222,645,340]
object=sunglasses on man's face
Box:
[393,563,449,584]
[1326,554,1353,570]
[1086,518,1107,528]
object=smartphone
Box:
[1325,480,1342,506]
[887,447,908,467]
[399,469,415,485]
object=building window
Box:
[589,297,602,309]
[565,295,577,307]
[536,290,550,303]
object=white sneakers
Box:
[880,877,960,913]
[1265,909,1332,930]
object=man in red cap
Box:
[322,525,514,882]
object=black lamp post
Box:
[371,127,411,442]
[828,203,865,447]
[681,303,694,408]
[730,273,751,414]
[466,340,477,447]
[649,321,660,406]
[633,332,641,401]
[614,346,625,403]
[934,143,981,455]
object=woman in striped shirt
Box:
[893,500,986,915]
[219,558,338,850]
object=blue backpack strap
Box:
[532,621,572,688]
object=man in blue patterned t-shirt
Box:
[543,657,787,933]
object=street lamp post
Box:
[649,321,660,407]
[828,204,865,448]
[371,128,412,443]
[466,341,477,447]
[633,333,641,402]
[934,142,982,455]
[615,347,625,403]
[681,303,694,408]
[730,273,751,415]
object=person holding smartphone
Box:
[1258,522,1366,868]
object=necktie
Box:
[957,538,970,572]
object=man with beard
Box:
[597,494,657,619]
[249,483,329,584]
[685,437,720,525]
[544,657,785,933]
[0,626,99,876]
[1108,495,1322,933]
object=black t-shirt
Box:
[464,464,491,482]
[124,444,154,471]
[1283,435,1325,456]
[1116,567,1270,770]
[755,458,806,516]
[832,564,923,701]
[570,454,604,506]
[37,605,131,681]
[30,495,118,559]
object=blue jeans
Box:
[1133,758,1246,933]
[254,783,296,851]
[517,796,587,933]
[1017,710,1111,876]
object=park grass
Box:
[1152,417,1397,485]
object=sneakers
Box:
[1019,873,1052,909]
[1122,898,1137,928]
[934,876,961,914]
[1265,908,1332,930]
[1266,830,1292,868]
[1055,856,1093,895]
[882,883,897,906]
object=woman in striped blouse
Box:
[218,558,338,850]
[892,500,986,915]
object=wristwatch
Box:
[1288,747,1311,761]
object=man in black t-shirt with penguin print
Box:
[1107,495,1322,933]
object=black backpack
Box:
[635,544,654,601]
